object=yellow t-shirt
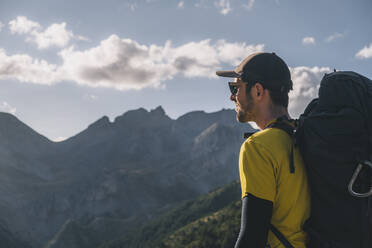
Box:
[239,119,311,248]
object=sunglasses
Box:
[228,82,239,95]
[229,81,255,95]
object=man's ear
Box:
[253,83,265,98]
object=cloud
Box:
[355,43,372,59]
[289,66,331,117]
[194,0,208,8]
[76,35,90,42]
[215,40,264,65]
[31,23,74,49]
[83,94,98,100]
[214,0,232,15]
[121,0,158,11]
[58,36,170,90]
[58,35,264,90]
[8,16,83,49]
[242,0,255,10]
[9,16,41,34]
[326,32,344,42]
[178,1,184,9]
[122,0,139,11]
[89,94,97,100]
[0,36,264,90]
[0,48,61,84]
[302,37,316,46]
[0,31,334,115]
[129,3,137,11]
[0,102,17,114]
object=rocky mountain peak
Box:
[114,106,172,129]
[114,108,148,123]
[0,111,16,120]
[88,116,111,130]
[150,106,166,116]
[0,112,51,146]
[0,112,25,130]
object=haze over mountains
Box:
[0,107,255,247]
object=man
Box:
[216,52,310,248]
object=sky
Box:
[0,0,371,141]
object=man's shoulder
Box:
[248,127,289,144]
[242,127,292,154]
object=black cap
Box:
[216,52,293,92]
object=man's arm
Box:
[234,193,273,248]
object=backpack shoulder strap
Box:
[266,116,295,137]
[266,116,296,173]
[270,224,294,248]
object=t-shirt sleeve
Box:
[239,139,276,202]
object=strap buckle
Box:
[348,160,372,197]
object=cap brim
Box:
[216,70,241,78]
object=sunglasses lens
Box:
[229,83,237,95]
[232,86,237,95]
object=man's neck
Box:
[255,107,289,130]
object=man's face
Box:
[229,78,255,123]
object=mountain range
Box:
[100,180,242,248]
[0,107,255,247]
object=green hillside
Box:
[100,180,242,248]
[161,201,241,248]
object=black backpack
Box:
[294,71,372,248]
[267,71,372,248]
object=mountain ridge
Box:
[0,106,256,247]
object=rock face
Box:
[0,221,31,248]
[0,107,256,247]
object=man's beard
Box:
[236,108,254,123]
[236,95,254,123]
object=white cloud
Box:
[215,40,265,65]
[242,0,255,10]
[302,37,316,46]
[0,36,264,90]
[355,43,372,59]
[0,31,334,115]
[194,0,208,8]
[9,16,41,34]
[84,94,98,100]
[178,1,184,9]
[289,66,331,117]
[30,23,74,49]
[129,3,137,11]
[8,16,84,49]
[58,35,264,90]
[122,0,158,11]
[0,48,61,84]
[214,0,232,15]
[326,32,344,42]
[0,102,17,115]
[0,22,4,32]
[76,35,91,42]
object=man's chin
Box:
[236,111,251,123]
